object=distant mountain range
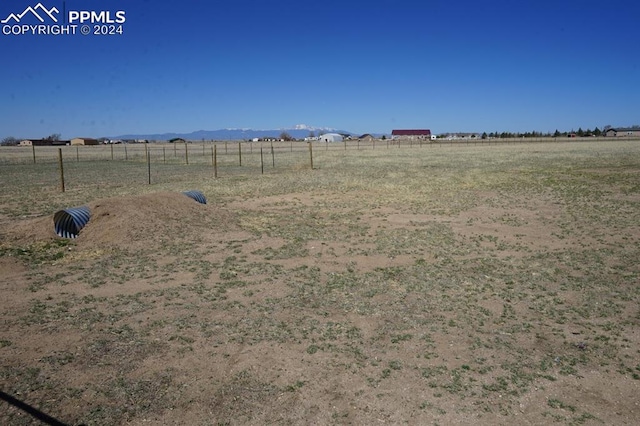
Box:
[110,125,362,141]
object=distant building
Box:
[391,129,432,139]
[359,134,375,141]
[20,139,69,146]
[442,132,480,140]
[71,137,99,145]
[319,133,344,143]
[604,128,640,137]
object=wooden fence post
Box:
[147,145,151,184]
[58,148,65,192]
[213,145,218,178]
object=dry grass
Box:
[1,140,639,425]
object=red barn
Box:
[391,129,432,139]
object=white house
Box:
[319,133,343,143]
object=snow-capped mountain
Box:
[291,124,337,132]
[110,125,354,141]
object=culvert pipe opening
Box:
[182,190,207,204]
[53,206,91,239]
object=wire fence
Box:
[1,137,639,192]
[3,136,635,165]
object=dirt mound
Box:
[1,192,236,253]
[78,192,233,251]
[0,216,56,247]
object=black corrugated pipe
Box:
[53,206,91,239]
[182,190,207,204]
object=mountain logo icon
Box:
[1,3,59,24]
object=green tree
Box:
[553,129,561,137]
[594,127,602,136]
[481,132,487,139]
[577,127,584,137]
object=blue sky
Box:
[1,0,638,139]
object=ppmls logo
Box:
[1,3,59,23]
[2,2,126,36]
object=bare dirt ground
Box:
[1,146,640,425]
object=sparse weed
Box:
[1,140,639,424]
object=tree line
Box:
[480,125,640,140]
[481,127,604,139]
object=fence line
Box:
[1,137,639,194]
[1,138,639,179]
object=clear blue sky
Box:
[1,0,638,139]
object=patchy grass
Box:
[1,140,639,424]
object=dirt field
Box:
[1,141,639,425]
